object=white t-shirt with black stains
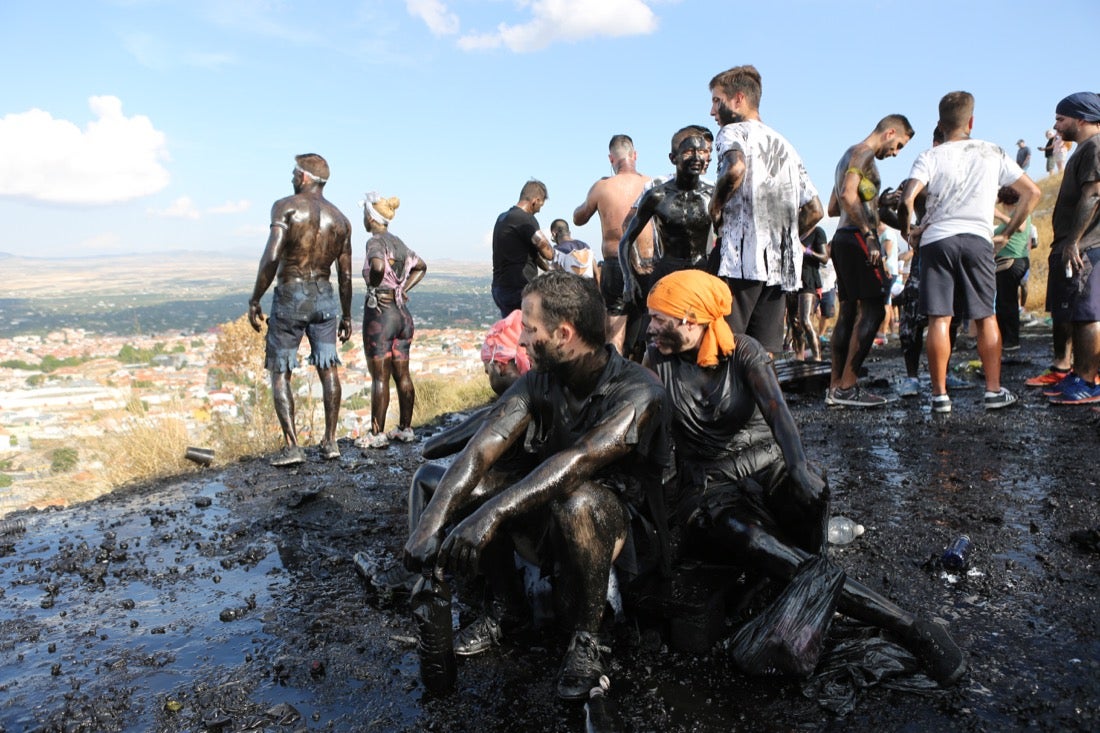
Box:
[714,119,818,290]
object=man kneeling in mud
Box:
[404,271,672,700]
[643,269,966,686]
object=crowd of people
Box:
[244,78,1100,705]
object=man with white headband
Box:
[249,153,353,465]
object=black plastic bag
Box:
[728,555,845,677]
[802,619,940,716]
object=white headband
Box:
[358,191,392,225]
[295,165,327,183]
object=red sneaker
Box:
[1025,368,1071,387]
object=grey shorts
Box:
[918,233,995,319]
[264,281,342,373]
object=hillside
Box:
[1024,171,1062,302]
[0,335,1098,731]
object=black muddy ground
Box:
[1,331,1099,733]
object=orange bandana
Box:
[647,270,735,367]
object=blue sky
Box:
[1,0,1096,269]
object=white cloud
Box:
[209,199,252,214]
[150,196,200,219]
[407,0,460,36]
[457,0,658,52]
[0,96,170,205]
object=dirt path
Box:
[1,330,1098,732]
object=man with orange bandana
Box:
[644,269,966,686]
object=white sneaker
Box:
[355,432,389,450]
[387,426,416,443]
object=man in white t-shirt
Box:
[899,91,1040,413]
[707,64,824,354]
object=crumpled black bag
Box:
[728,555,845,677]
[802,619,940,716]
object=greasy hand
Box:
[878,187,901,211]
[865,236,882,267]
[438,507,497,577]
[338,317,352,343]
[624,271,642,306]
[709,199,724,230]
[248,302,264,332]
[403,527,442,574]
[1063,244,1083,273]
[789,461,829,508]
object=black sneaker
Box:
[556,631,609,700]
[905,617,966,686]
[453,614,503,657]
[270,446,306,467]
[830,385,889,408]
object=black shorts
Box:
[723,278,786,353]
[1049,247,1100,322]
[831,228,888,302]
[363,299,414,359]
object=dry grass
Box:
[1023,172,1062,313]
[412,375,495,427]
[98,415,195,488]
[203,384,285,464]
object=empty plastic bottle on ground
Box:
[941,535,972,571]
[827,516,865,545]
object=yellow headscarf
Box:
[647,270,735,367]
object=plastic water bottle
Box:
[827,516,865,545]
[941,535,972,571]
[0,518,26,537]
[410,569,456,696]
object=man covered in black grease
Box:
[621,125,716,306]
[644,269,966,686]
[404,271,672,700]
[248,153,352,466]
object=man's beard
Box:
[717,104,742,126]
[529,338,567,373]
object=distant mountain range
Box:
[0,251,495,337]
[0,251,490,298]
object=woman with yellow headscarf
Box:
[642,269,966,686]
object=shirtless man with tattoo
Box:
[826,115,914,408]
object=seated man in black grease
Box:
[643,269,966,686]
[404,271,672,700]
